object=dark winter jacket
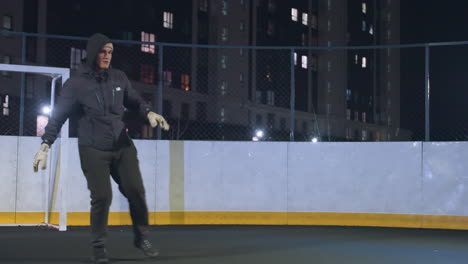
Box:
[42,33,152,151]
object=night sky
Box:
[401,1,468,140]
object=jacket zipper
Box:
[94,90,103,111]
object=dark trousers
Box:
[79,143,149,248]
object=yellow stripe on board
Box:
[288,212,424,228]
[4,212,468,230]
[0,212,15,223]
[16,212,45,224]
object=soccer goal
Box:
[0,64,70,231]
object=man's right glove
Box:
[33,143,49,172]
[147,111,170,131]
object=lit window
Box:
[163,71,172,88]
[163,12,174,29]
[327,20,331,31]
[240,21,245,32]
[362,130,367,140]
[327,0,332,10]
[291,8,298,21]
[354,54,358,64]
[181,74,190,91]
[327,81,331,93]
[141,32,155,54]
[3,15,12,30]
[362,2,367,14]
[221,55,227,69]
[140,64,155,84]
[70,47,86,70]
[369,25,374,35]
[362,21,366,31]
[221,27,228,41]
[346,109,351,120]
[3,55,11,64]
[1,56,11,77]
[220,108,225,122]
[362,57,367,68]
[362,112,367,123]
[221,81,227,96]
[222,0,228,15]
[346,89,351,101]
[240,48,244,56]
[301,55,308,69]
[294,52,297,65]
[267,90,275,105]
[2,95,9,116]
[302,13,308,25]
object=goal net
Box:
[0,63,70,231]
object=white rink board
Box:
[15,137,46,212]
[287,142,423,214]
[422,142,468,216]
[184,141,288,212]
[0,136,18,212]
[2,137,468,219]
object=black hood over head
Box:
[86,33,112,68]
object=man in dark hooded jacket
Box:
[32,33,168,264]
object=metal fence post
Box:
[19,34,26,136]
[290,48,295,141]
[425,45,430,141]
[156,44,164,140]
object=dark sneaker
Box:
[134,238,159,257]
[92,246,109,264]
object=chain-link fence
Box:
[0,31,466,142]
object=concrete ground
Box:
[0,225,467,264]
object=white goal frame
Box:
[0,64,70,231]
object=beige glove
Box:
[33,143,49,172]
[147,111,170,131]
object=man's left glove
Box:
[147,111,170,131]
[33,143,49,172]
